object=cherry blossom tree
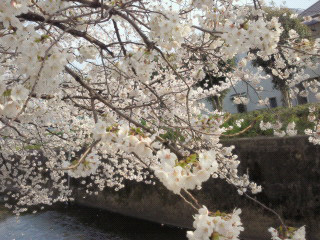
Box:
[252,7,313,108]
[0,0,319,239]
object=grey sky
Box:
[238,0,319,10]
[268,0,319,9]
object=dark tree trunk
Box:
[212,96,223,111]
[280,86,292,108]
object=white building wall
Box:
[222,79,283,114]
[301,67,320,104]
[203,55,320,114]
[222,54,283,114]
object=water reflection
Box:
[0,204,187,240]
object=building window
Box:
[231,92,247,113]
[237,104,247,113]
[297,95,308,105]
[296,83,308,105]
[269,97,278,108]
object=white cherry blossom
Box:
[11,85,29,101]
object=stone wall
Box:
[73,136,320,240]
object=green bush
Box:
[221,103,320,139]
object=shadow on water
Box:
[0,204,187,240]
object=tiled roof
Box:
[299,1,320,17]
[304,19,320,25]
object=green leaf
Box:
[48,130,63,136]
[24,144,41,150]
[186,154,198,164]
[140,119,147,126]
[2,89,11,97]
[212,232,220,240]
[159,127,186,143]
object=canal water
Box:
[0,204,187,240]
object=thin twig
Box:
[55,140,100,171]
[245,193,287,232]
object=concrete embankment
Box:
[73,136,320,240]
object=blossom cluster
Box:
[269,226,306,240]
[149,10,191,50]
[62,153,101,178]
[154,150,218,194]
[187,206,244,240]
[304,106,320,145]
[220,16,283,58]
[260,120,297,137]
